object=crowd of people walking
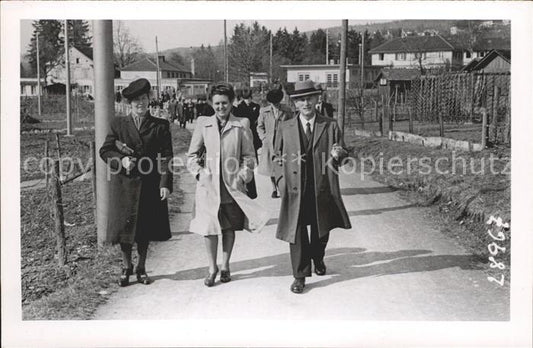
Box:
[101,77,349,294]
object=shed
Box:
[461,50,510,73]
[375,68,421,99]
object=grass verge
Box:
[21,123,190,319]
[345,132,511,270]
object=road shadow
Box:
[264,203,417,227]
[150,247,483,289]
[340,186,397,196]
[347,203,418,217]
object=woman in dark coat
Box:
[100,78,173,287]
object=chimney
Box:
[158,55,165,63]
[191,58,195,77]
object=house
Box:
[116,56,211,99]
[47,46,95,96]
[462,37,510,65]
[461,50,510,73]
[368,35,463,71]
[117,56,193,96]
[281,63,381,88]
[250,72,269,88]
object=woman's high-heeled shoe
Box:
[119,265,134,287]
[136,267,152,285]
[220,270,231,283]
[204,267,219,287]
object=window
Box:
[466,51,472,58]
[379,53,384,60]
[333,74,338,83]
[298,73,310,82]
[414,52,426,60]
[76,58,80,64]
[327,74,332,84]
[395,53,406,60]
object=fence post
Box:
[90,141,97,222]
[481,108,488,149]
[51,160,67,266]
[44,140,50,187]
[55,133,62,159]
[360,95,365,130]
[491,84,500,143]
[387,98,393,133]
[380,95,384,136]
[408,106,414,133]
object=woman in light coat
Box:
[187,83,269,287]
[257,88,293,198]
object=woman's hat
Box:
[122,78,151,99]
[266,89,284,104]
[289,80,322,99]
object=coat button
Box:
[293,187,297,191]
[293,171,297,174]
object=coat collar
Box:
[204,114,243,134]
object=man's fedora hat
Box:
[289,80,322,99]
[266,89,284,104]
[122,78,151,100]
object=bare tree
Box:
[113,21,144,69]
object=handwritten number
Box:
[488,242,506,256]
[488,256,505,270]
[487,274,505,286]
[487,229,505,241]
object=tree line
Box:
[26,20,498,85]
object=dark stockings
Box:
[120,241,149,271]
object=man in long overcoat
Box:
[100,78,173,286]
[257,87,293,198]
[273,80,351,294]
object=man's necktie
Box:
[305,122,312,142]
[134,116,141,130]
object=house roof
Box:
[462,49,511,72]
[122,57,190,73]
[368,35,455,54]
[375,68,421,82]
[76,46,93,60]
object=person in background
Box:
[257,86,293,198]
[273,80,351,294]
[168,94,179,123]
[187,82,269,287]
[99,78,173,287]
[183,98,196,125]
[315,93,334,118]
[196,95,215,117]
[233,88,262,154]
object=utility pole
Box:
[93,20,114,246]
[155,36,161,101]
[269,32,273,84]
[36,32,42,117]
[224,20,228,82]
[64,20,72,135]
[338,20,348,142]
[325,28,329,64]
[360,31,365,95]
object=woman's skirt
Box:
[218,201,245,231]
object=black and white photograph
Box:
[2,1,532,347]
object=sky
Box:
[21,19,388,54]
